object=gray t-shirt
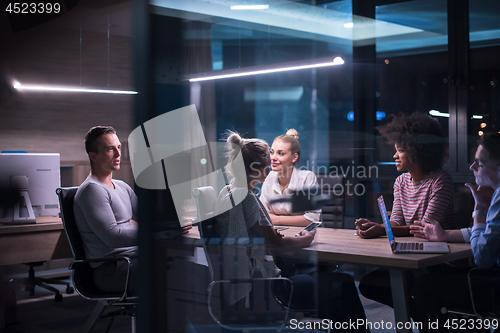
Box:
[74,175,138,267]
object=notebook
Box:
[377,195,449,254]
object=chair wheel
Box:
[66,286,74,294]
[55,293,63,302]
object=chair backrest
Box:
[317,175,345,228]
[56,187,85,260]
[195,192,292,330]
[193,186,219,282]
[192,186,217,223]
[57,186,124,299]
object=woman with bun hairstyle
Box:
[214,131,367,330]
[259,129,321,227]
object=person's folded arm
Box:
[470,223,499,267]
[355,219,385,238]
[466,184,498,266]
[471,202,500,267]
[78,184,137,248]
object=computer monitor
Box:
[0,153,61,224]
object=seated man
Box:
[410,132,500,332]
[74,126,138,293]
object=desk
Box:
[284,227,472,333]
[0,216,72,266]
[0,217,73,329]
[184,226,472,333]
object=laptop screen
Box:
[377,195,394,244]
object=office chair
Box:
[56,187,137,333]
[192,186,217,223]
[441,267,500,320]
[316,175,345,229]
[193,186,296,332]
[19,261,73,302]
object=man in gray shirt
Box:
[74,126,138,293]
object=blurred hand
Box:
[296,229,316,241]
[273,226,285,238]
[355,219,386,239]
[410,219,445,242]
[355,218,373,231]
[465,183,494,210]
[181,225,193,234]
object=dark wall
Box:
[0,1,135,166]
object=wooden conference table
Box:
[184,226,472,333]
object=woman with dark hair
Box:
[355,112,455,310]
[355,112,455,238]
[214,131,367,331]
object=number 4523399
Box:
[444,318,498,330]
[5,2,61,14]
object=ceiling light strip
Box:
[429,110,450,118]
[429,110,484,120]
[188,57,345,82]
[230,5,269,10]
[13,82,137,95]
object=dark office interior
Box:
[1,0,499,332]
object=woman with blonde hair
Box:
[259,129,321,227]
[214,131,367,330]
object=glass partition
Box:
[468,0,500,164]
[374,0,449,173]
[141,1,500,331]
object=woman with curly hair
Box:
[355,112,455,238]
[355,112,455,310]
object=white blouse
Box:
[259,167,321,222]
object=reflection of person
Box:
[356,112,455,310]
[74,126,138,293]
[410,132,500,332]
[214,131,367,330]
[259,129,321,227]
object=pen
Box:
[277,227,289,232]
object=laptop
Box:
[377,195,449,254]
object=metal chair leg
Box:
[131,313,136,333]
[83,301,106,333]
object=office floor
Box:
[2,276,418,333]
[2,278,131,333]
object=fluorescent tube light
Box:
[13,82,137,95]
[343,22,354,28]
[429,110,449,118]
[429,110,484,120]
[230,5,269,10]
[187,57,345,82]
